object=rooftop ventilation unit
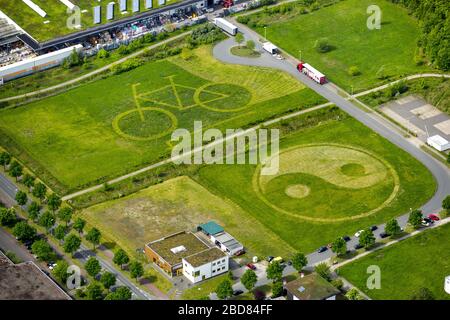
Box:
[170,245,186,254]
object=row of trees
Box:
[215,252,309,300]
[391,0,449,70]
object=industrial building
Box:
[285,274,340,301]
[197,221,244,256]
[0,251,71,300]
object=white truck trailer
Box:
[0,44,83,82]
[214,18,238,36]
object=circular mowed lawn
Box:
[254,143,400,222]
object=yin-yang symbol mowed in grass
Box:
[253,144,400,222]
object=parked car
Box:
[266,256,274,262]
[370,225,378,231]
[342,236,351,242]
[246,263,256,270]
[287,260,292,266]
[354,243,363,250]
[421,218,432,227]
[379,232,389,238]
[354,230,364,237]
[428,214,440,221]
[317,246,327,253]
[271,256,284,264]
[233,290,243,296]
[235,249,246,256]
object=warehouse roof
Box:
[146,231,209,266]
[183,248,226,268]
[0,251,71,300]
[198,221,224,236]
[285,273,339,300]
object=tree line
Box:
[391,0,449,70]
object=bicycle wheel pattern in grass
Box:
[253,144,400,222]
[195,83,252,112]
[112,108,177,141]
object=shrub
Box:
[314,37,332,53]
[348,66,361,76]
[97,49,110,59]
[331,279,344,290]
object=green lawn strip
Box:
[245,0,434,92]
[338,223,450,300]
[181,274,233,300]
[0,0,183,42]
[230,46,261,58]
[194,116,435,253]
[0,45,322,194]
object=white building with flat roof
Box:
[182,248,228,283]
[427,135,450,151]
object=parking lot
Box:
[379,95,450,146]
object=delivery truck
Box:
[214,18,238,36]
[297,62,327,84]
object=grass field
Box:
[247,0,433,92]
[194,116,436,253]
[80,176,296,259]
[339,223,450,300]
[0,45,324,193]
[80,114,436,259]
[181,274,230,300]
[0,0,181,42]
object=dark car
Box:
[317,246,327,253]
[379,232,389,238]
[266,256,274,262]
[246,263,256,270]
[354,243,363,250]
[370,225,378,231]
[287,260,292,266]
[233,290,243,296]
[423,217,433,224]
[342,236,351,242]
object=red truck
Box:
[297,62,327,84]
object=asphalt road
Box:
[0,172,153,300]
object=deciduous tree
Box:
[63,233,81,257]
[15,191,27,206]
[385,219,401,236]
[13,221,36,242]
[85,257,101,277]
[266,261,283,282]
[359,229,375,249]
[73,217,86,235]
[292,252,308,272]
[216,279,233,300]
[31,240,54,262]
[241,269,257,291]
[113,248,129,269]
[408,209,423,229]
[86,228,101,250]
[129,261,144,281]
[100,272,116,290]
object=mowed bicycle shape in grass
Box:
[112,75,253,141]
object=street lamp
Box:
[298,49,302,61]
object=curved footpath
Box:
[212,19,450,265]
